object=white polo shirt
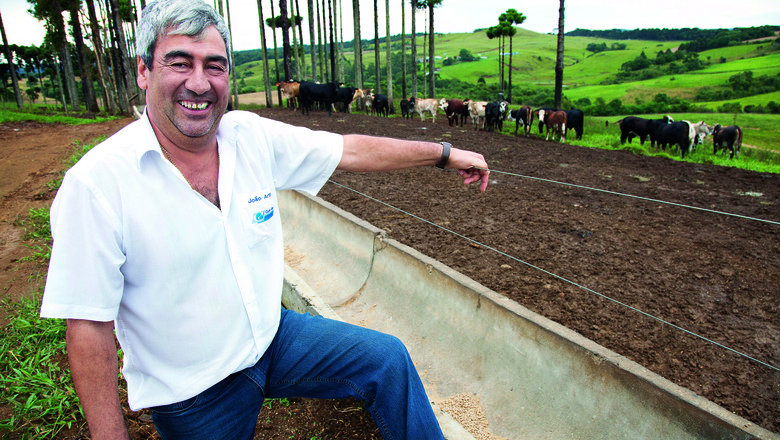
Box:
[40,110,343,410]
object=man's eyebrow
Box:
[162,50,228,66]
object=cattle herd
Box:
[274,80,744,160]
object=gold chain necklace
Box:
[159,145,194,189]
[159,145,221,208]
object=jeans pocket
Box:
[149,394,200,416]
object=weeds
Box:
[0,295,81,439]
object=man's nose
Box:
[185,66,211,95]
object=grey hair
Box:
[136,0,231,70]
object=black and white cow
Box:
[507,105,533,136]
[400,98,414,119]
[712,124,743,159]
[652,120,696,158]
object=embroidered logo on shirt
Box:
[253,208,274,224]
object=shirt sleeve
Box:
[243,114,343,195]
[40,172,126,321]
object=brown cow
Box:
[275,81,300,111]
[539,109,568,142]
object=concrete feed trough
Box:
[278,189,777,440]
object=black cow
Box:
[564,109,584,140]
[298,81,340,116]
[507,106,533,136]
[712,124,743,159]
[400,98,414,119]
[613,115,673,145]
[331,86,357,113]
[372,94,390,117]
[652,121,695,158]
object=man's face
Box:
[137,25,229,149]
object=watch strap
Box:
[436,142,451,169]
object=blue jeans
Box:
[150,309,444,440]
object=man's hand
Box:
[447,147,490,192]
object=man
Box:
[40,1,489,439]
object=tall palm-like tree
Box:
[68,2,99,112]
[279,0,293,82]
[0,12,23,109]
[501,9,526,102]
[410,0,416,98]
[336,0,344,83]
[292,0,305,79]
[315,0,325,82]
[224,0,239,109]
[85,0,115,114]
[373,0,380,93]
[307,0,317,81]
[351,0,362,89]
[268,0,282,104]
[385,0,392,110]
[400,0,406,98]
[427,0,441,98]
[108,0,134,112]
[327,0,335,82]
[554,0,565,109]
[256,0,273,107]
[29,0,81,111]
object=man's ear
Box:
[137,56,149,90]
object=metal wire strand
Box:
[326,178,780,373]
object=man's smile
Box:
[179,100,210,111]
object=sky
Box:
[1,0,779,53]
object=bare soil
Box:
[1,105,778,438]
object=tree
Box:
[225,0,239,109]
[400,0,406,98]
[425,0,441,98]
[410,0,417,98]
[106,0,134,114]
[500,9,525,102]
[279,0,293,83]
[68,1,99,112]
[327,0,335,82]
[554,0,565,109]
[307,0,317,81]
[373,0,380,93]
[351,0,363,89]
[85,0,116,114]
[29,0,81,111]
[267,0,282,104]
[385,0,392,111]
[255,0,273,107]
[0,12,24,109]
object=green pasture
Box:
[484,109,780,173]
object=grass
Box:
[0,295,80,439]
[489,111,780,174]
[0,108,121,125]
[0,136,106,439]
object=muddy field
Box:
[259,106,779,433]
[1,105,778,437]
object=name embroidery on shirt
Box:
[248,191,274,224]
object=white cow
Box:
[464,100,488,130]
[413,98,439,122]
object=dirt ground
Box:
[0,105,778,437]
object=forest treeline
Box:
[567,26,779,51]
